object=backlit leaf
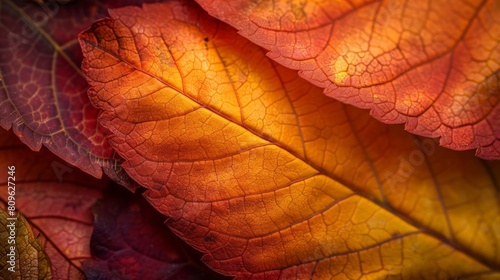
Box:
[80,2,500,279]
[195,0,500,159]
[0,129,109,279]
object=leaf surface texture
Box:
[0,129,108,279]
[0,0,166,184]
[0,210,51,279]
[80,2,500,279]
[83,184,230,280]
[195,0,500,159]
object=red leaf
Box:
[195,0,500,159]
[0,0,167,186]
[83,184,230,279]
[0,129,109,279]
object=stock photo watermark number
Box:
[6,165,17,273]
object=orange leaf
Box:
[80,2,500,279]
[195,0,500,159]
[0,129,109,279]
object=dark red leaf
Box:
[80,2,500,278]
[0,0,167,188]
[0,128,109,279]
[195,0,500,159]
[83,184,230,280]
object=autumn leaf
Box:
[0,0,167,187]
[80,1,500,279]
[194,0,500,159]
[0,128,109,279]
[0,209,51,279]
[83,184,230,280]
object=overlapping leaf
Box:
[195,0,500,159]
[0,210,51,279]
[80,1,500,279]
[83,184,230,280]
[0,129,109,279]
[0,0,166,187]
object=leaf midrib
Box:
[81,14,500,272]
